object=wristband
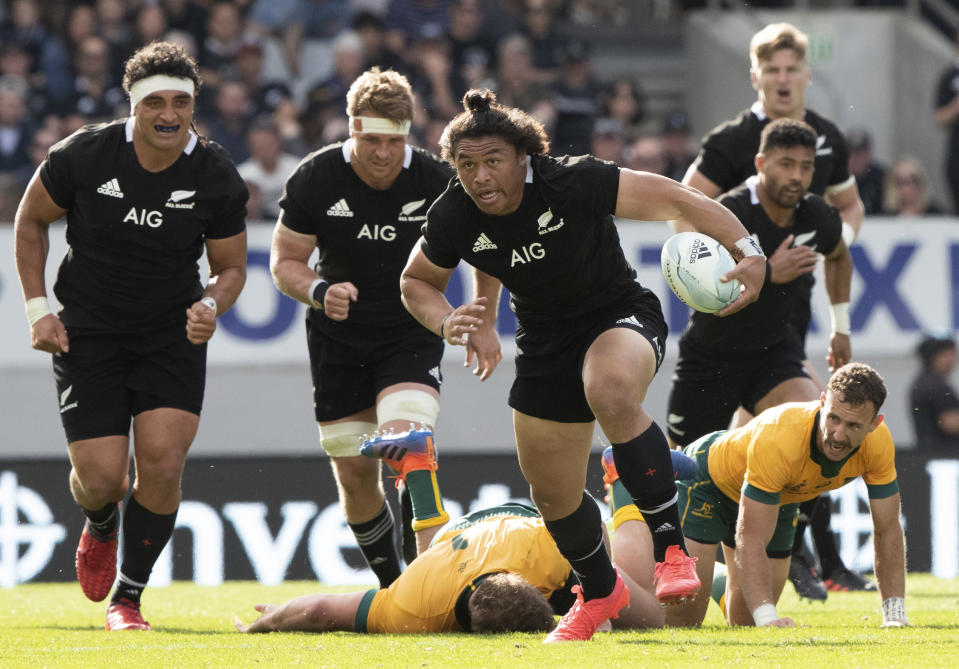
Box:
[830,301,851,335]
[751,602,778,627]
[439,312,452,339]
[200,296,217,316]
[841,221,857,247]
[735,236,765,259]
[881,597,907,626]
[25,296,52,326]
[309,278,329,310]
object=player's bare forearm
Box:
[400,246,456,336]
[235,592,361,634]
[871,495,907,601]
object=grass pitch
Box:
[1,575,957,668]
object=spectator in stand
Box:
[384,0,452,58]
[63,4,99,57]
[661,110,696,183]
[94,0,134,82]
[0,0,71,111]
[237,117,302,221]
[198,0,247,90]
[248,0,352,80]
[520,0,564,84]
[846,128,886,216]
[234,36,294,119]
[66,35,127,122]
[0,171,23,222]
[0,40,53,124]
[128,3,169,52]
[305,31,367,118]
[589,117,627,163]
[204,79,254,164]
[597,76,646,142]
[934,25,959,213]
[161,0,209,49]
[551,38,600,156]
[881,155,946,217]
[0,75,35,174]
[11,124,60,191]
[164,28,200,60]
[405,26,461,122]
[910,333,959,452]
[492,33,555,129]
[626,134,669,177]
[352,11,406,74]
[447,0,498,98]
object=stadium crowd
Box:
[0,0,708,222]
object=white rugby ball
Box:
[661,232,742,314]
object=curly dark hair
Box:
[759,117,816,155]
[468,572,556,634]
[122,41,202,95]
[439,89,549,165]
[827,362,887,414]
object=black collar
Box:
[453,573,496,632]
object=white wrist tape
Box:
[735,236,765,258]
[751,602,778,627]
[830,301,851,335]
[25,297,52,326]
[841,221,857,247]
[200,296,217,316]
[308,278,329,309]
[881,597,907,626]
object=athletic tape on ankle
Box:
[318,421,378,457]
[377,389,440,427]
[881,597,906,625]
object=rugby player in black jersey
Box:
[270,68,496,587]
[678,22,870,597]
[397,89,767,642]
[14,42,248,631]
[667,119,852,453]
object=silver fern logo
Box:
[59,386,78,414]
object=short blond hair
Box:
[749,22,808,70]
[345,67,414,123]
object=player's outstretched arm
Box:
[235,591,367,633]
[733,496,795,628]
[869,493,909,627]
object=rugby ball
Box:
[661,232,742,314]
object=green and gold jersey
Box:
[701,401,899,506]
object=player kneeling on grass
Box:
[660,363,909,629]
[235,502,669,635]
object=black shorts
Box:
[52,327,207,443]
[508,287,667,423]
[307,318,443,422]
[665,335,808,446]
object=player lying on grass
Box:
[235,451,698,636]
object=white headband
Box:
[349,115,411,135]
[129,75,195,112]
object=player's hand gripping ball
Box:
[661,232,743,313]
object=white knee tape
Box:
[318,421,378,458]
[377,390,440,428]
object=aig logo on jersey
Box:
[511,242,545,267]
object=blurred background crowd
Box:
[0,0,954,223]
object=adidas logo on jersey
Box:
[472,233,497,252]
[616,315,642,328]
[654,522,676,533]
[327,199,354,217]
[429,366,441,383]
[96,178,124,198]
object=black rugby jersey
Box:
[420,154,639,325]
[680,176,842,355]
[41,118,247,333]
[280,141,453,329]
[693,103,853,198]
